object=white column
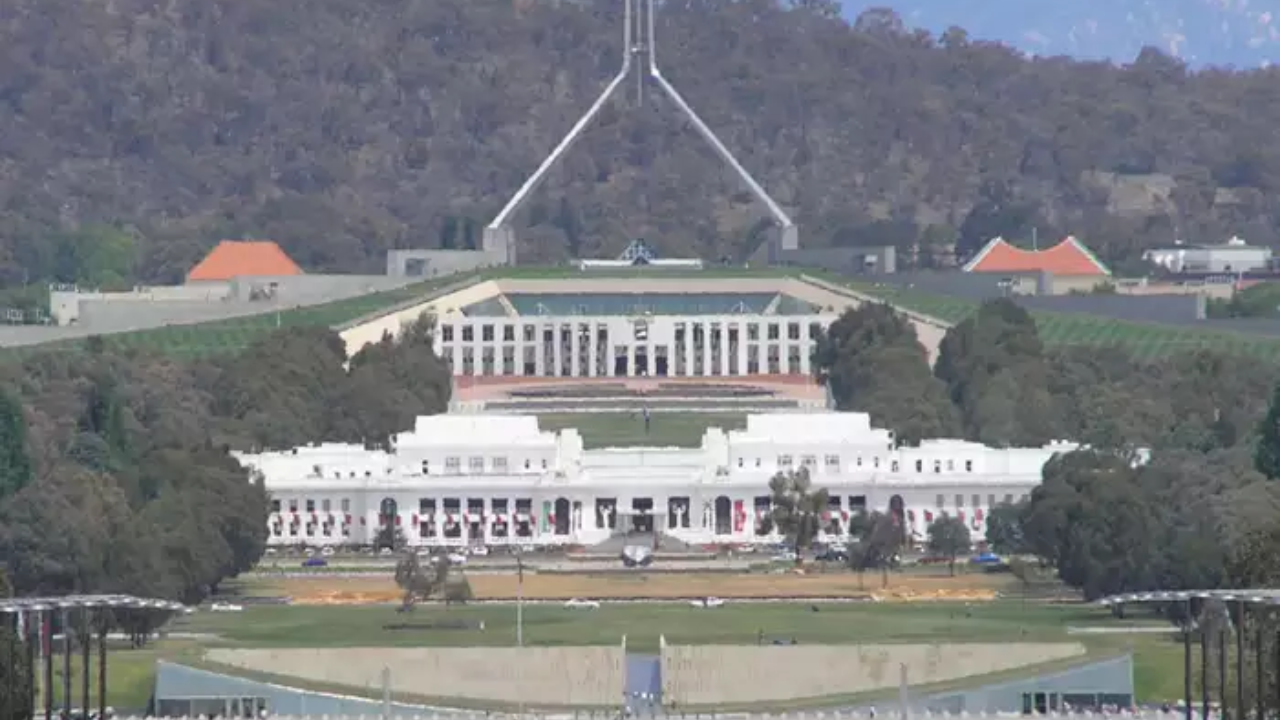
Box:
[552,323,563,377]
[683,324,694,376]
[720,324,730,376]
[469,326,481,376]
[800,337,812,376]
[701,322,712,376]
[535,326,546,376]
[588,323,598,377]
[738,328,748,376]
[571,322,582,377]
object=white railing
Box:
[108,711,1204,720]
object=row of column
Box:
[440,323,815,377]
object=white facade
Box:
[1143,237,1273,274]
[236,413,1076,548]
[436,314,836,378]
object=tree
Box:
[0,388,32,501]
[846,511,902,588]
[0,568,33,720]
[813,303,959,443]
[767,468,829,561]
[1255,380,1280,480]
[926,516,971,576]
[394,551,451,611]
[984,501,1028,555]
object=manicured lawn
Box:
[51,599,1193,707]
[44,643,187,713]
[851,283,1280,360]
[536,412,747,447]
[159,599,1184,702]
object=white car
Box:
[690,597,725,609]
[209,602,244,612]
[565,598,601,610]
[447,552,468,566]
[468,546,490,556]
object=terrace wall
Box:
[659,642,1086,706]
[205,646,626,707]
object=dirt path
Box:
[253,571,1009,604]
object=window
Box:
[787,323,800,340]
[737,457,744,468]
[482,324,495,342]
[955,494,965,508]
[462,325,474,342]
[972,494,981,508]
[523,325,536,342]
[755,458,762,467]
[503,325,515,342]
[964,460,973,472]
[824,454,840,471]
[468,456,485,473]
[767,323,780,340]
[946,460,954,471]
[809,323,821,340]
[421,460,430,475]
[493,457,508,473]
[322,499,331,512]
[305,524,315,538]
[341,498,351,512]
[445,456,461,474]
[524,459,531,470]
[541,459,548,470]
[305,499,316,513]
[890,460,898,472]
[935,494,945,508]
[801,455,817,469]
[442,325,454,342]
[874,457,881,469]
[1004,493,1015,504]
[747,323,760,341]
[914,460,923,473]
[855,456,863,467]
[777,455,794,470]
[311,464,322,476]
[271,499,281,513]
[288,499,298,513]
[933,460,941,474]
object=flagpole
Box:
[516,556,524,648]
[516,556,525,719]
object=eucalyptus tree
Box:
[768,467,829,561]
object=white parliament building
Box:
[236,412,1076,549]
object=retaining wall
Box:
[205,647,625,707]
[659,642,1086,706]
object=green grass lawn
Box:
[42,642,189,713]
[850,283,1280,360]
[535,412,747,447]
[150,600,1188,703]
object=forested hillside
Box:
[3,0,1280,285]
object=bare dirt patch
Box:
[256,571,1009,605]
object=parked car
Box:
[690,597,725,609]
[209,602,244,612]
[564,598,601,610]
[301,557,327,568]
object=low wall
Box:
[659,643,1086,706]
[206,647,626,707]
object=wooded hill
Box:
[2,0,1280,289]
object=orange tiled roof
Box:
[962,236,1110,276]
[186,241,304,282]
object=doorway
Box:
[631,498,654,533]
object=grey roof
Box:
[0,594,185,613]
[1095,589,1280,607]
